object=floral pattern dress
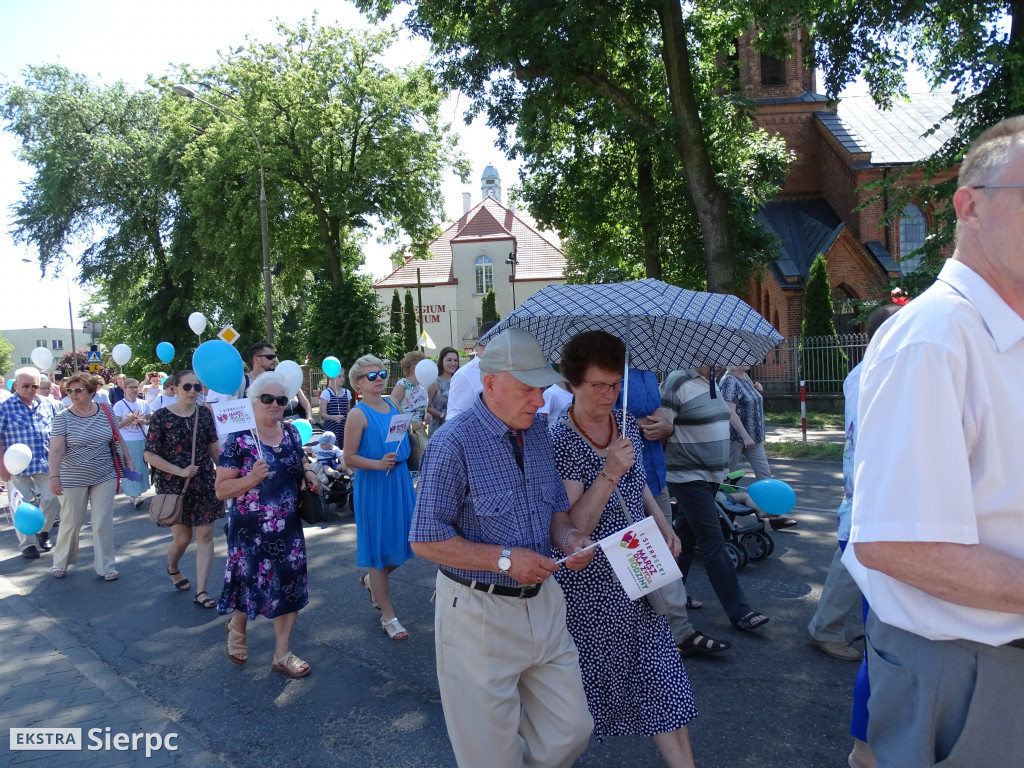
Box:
[216,424,308,620]
[145,406,223,526]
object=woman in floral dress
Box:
[215,371,321,677]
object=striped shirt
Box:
[411,395,569,587]
[51,407,117,488]
[0,395,58,474]
[660,370,730,484]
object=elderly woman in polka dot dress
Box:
[549,330,698,767]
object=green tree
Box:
[403,290,418,352]
[389,289,404,358]
[481,289,500,324]
[0,333,13,375]
[800,254,848,391]
[359,0,786,292]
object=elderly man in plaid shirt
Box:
[411,328,596,768]
[0,366,60,559]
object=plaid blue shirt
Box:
[411,395,569,587]
[0,395,58,474]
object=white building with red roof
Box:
[373,167,566,352]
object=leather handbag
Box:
[149,409,199,528]
[286,425,327,526]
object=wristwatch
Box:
[497,546,512,576]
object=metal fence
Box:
[751,334,868,395]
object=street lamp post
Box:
[172,84,274,343]
[505,249,519,309]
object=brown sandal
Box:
[226,618,247,665]
[272,651,311,678]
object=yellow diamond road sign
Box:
[218,325,240,345]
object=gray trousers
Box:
[807,545,863,643]
[866,611,1024,767]
[11,472,59,551]
[645,485,694,643]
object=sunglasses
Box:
[179,383,200,392]
[259,394,289,406]
[67,387,86,395]
[256,353,278,361]
[362,370,387,382]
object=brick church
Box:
[736,29,958,337]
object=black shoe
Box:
[21,545,40,560]
[36,532,52,551]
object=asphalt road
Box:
[1,455,857,767]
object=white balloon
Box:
[30,347,53,371]
[276,360,304,397]
[111,343,132,366]
[415,358,439,389]
[4,443,32,475]
[188,312,207,335]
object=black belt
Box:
[440,569,541,599]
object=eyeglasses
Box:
[361,370,387,382]
[256,353,277,361]
[67,387,86,395]
[581,378,623,395]
[259,394,289,406]
[970,184,1024,190]
[20,383,38,390]
[179,383,200,392]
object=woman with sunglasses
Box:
[48,373,135,580]
[215,371,320,677]
[144,370,223,609]
[344,355,416,640]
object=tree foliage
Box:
[481,289,500,324]
[0,333,13,376]
[54,349,117,382]
[389,289,404,357]
[403,290,418,352]
[800,254,848,389]
[359,0,794,292]
[1,20,467,374]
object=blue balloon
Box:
[747,479,797,516]
[292,418,314,445]
[322,356,342,379]
[156,341,175,364]
[14,502,45,536]
[192,340,244,396]
[5,379,13,391]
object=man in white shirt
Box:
[443,321,497,422]
[844,115,1024,767]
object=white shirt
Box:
[113,399,151,440]
[539,384,573,419]
[844,259,1024,645]
[149,393,178,411]
[444,356,483,421]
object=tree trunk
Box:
[636,146,662,280]
[655,0,735,293]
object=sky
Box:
[0,0,522,330]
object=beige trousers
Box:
[434,571,593,768]
[51,478,117,575]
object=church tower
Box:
[481,164,501,202]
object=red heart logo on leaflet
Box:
[620,531,641,549]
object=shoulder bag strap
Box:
[100,403,122,492]
[179,408,200,497]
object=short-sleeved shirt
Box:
[845,259,1024,645]
[0,395,58,474]
[113,399,151,441]
[718,372,765,444]
[411,395,569,587]
[660,370,730,484]
[51,406,117,488]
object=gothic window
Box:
[899,204,926,273]
[475,255,493,295]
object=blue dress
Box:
[551,410,697,739]
[216,424,308,620]
[352,401,416,569]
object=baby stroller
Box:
[305,428,353,514]
[715,471,774,572]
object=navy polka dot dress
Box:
[551,410,698,739]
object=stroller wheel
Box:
[739,532,771,560]
[724,540,748,572]
[756,530,775,557]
